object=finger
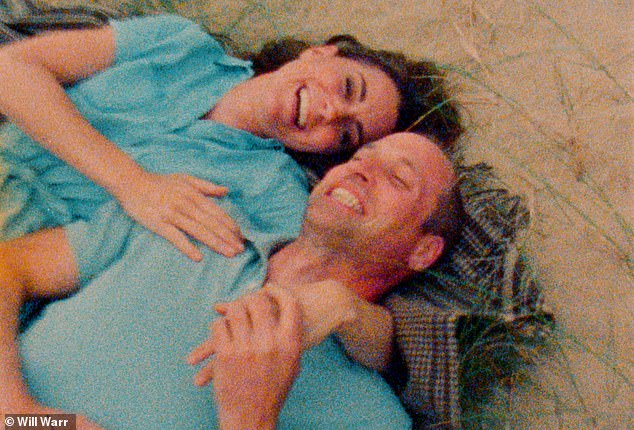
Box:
[192,321,226,386]
[175,188,244,241]
[170,212,243,257]
[193,360,215,387]
[222,301,251,342]
[192,197,244,238]
[169,175,243,239]
[214,302,228,315]
[158,224,203,261]
[180,201,245,249]
[245,292,278,333]
[265,287,303,341]
[182,175,230,197]
[186,337,216,366]
[191,317,230,386]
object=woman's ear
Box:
[407,234,445,272]
[298,44,339,60]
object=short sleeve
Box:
[63,201,138,285]
[109,14,225,65]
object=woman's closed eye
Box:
[344,77,354,99]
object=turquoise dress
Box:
[0,14,255,240]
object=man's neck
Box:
[266,239,406,302]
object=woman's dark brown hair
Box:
[245,35,463,179]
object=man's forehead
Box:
[361,134,435,164]
[362,133,455,187]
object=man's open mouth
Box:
[330,187,363,214]
[295,87,309,129]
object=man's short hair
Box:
[420,181,464,267]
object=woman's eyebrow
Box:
[360,73,367,101]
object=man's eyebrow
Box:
[400,157,416,172]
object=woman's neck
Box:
[204,77,265,136]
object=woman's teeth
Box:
[297,87,308,128]
[331,188,363,214]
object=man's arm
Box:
[334,296,394,372]
[0,228,79,412]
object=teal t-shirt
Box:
[20,186,411,429]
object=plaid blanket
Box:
[384,163,550,429]
[0,0,116,44]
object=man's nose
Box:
[320,98,349,123]
[353,157,382,183]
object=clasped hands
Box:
[185,281,358,429]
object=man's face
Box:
[304,132,454,270]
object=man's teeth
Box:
[297,87,308,128]
[331,188,363,214]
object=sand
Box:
[29,0,634,427]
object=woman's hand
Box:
[116,171,245,261]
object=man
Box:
[0,133,459,429]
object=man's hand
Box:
[187,287,302,430]
[284,280,358,349]
[116,171,245,261]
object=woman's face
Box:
[242,45,400,154]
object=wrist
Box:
[105,163,147,199]
[219,409,278,430]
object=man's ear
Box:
[407,235,445,272]
[298,45,339,60]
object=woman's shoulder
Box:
[109,13,221,49]
[109,13,233,65]
[110,13,197,32]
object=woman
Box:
[0,13,462,260]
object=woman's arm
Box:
[189,281,393,376]
[0,27,124,188]
[0,228,77,410]
[0,27,244,260]
[287,280,393,372]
